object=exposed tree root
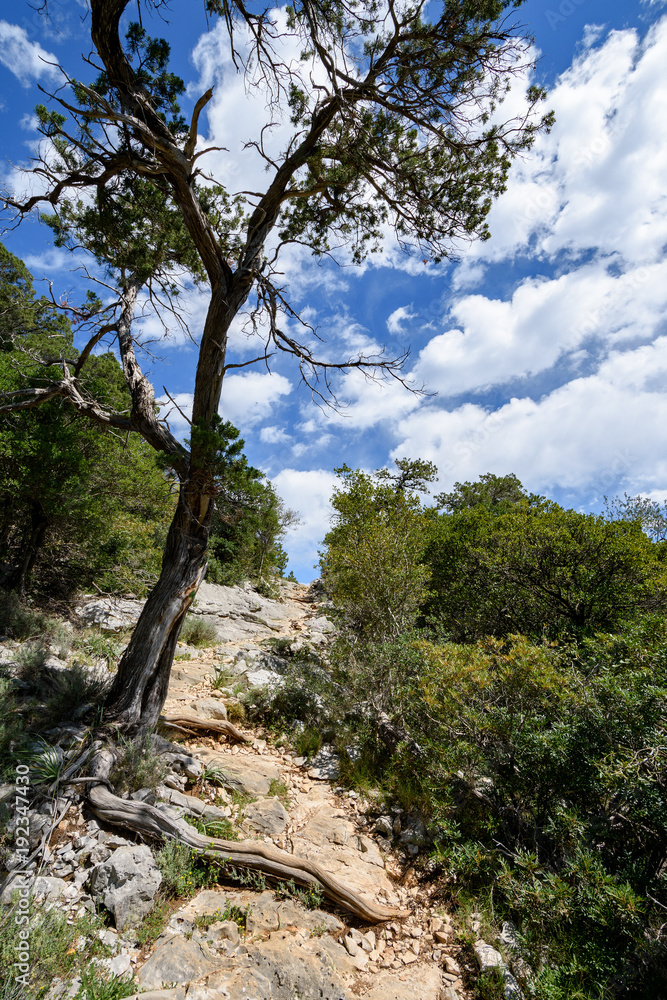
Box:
[87,749,408,924]
[159,711,249,743]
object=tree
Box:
[1,0,552,732]
[321,461,431,644]
[425,473,666,640]
[0,245,174,597]
[198,419,297,587]
[605,492,667,544]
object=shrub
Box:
[179,615,218,648]
[155,840,208,898]
[0,590,49,639]
[109,733,168,796]
[404,625,667,997]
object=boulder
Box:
[243,798,289,837]
[192,698,227,720]
[136,937,222,990]
[89,845,162,931]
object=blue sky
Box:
[1,0,667,581]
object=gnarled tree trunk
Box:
[103,478,213,731]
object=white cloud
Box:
[259,425,291,445]
[387,306,417,336]
[463,18,667,269]
[271,468,339,575]
[0,22,60,86]
[158,371,291,437]
[219,370,292,427]
[392,337,667,501]
[413,259,667,397]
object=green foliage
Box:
[320,461,432,647]
[194,900,250,931]
[109,732,168,796]
[18,735,64,787]
[73,969,139,1000]
[274,878,324,910]
[179,615,218,649]
[155,840,209,898]
[424,474,666,641]
[0,590,49,639]
[390,623,667,997]
[203,418,295,587]
[0,245,174,599]
[0,901,110,1000]
[133,896,171,948]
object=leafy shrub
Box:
[155,840,208,898]
[15,641,48,676]
[0,901,109,999]
[179,615,218,648]
[109,733,168,796]
[0,590,49,639]
[401,624,667,997]
[74,628,123,669]
[43,661,108,725]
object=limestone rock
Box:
[136,937,222,990]
[192,697,227,720]
[89,845,162,932]
[250,931,351,999]
[197,751,281,796]
[243,797,289,836]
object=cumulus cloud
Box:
[387,306,417,335]
[413,259,667,397]
[219,371,292,428]
[0,22,60,87]
[271,468,339,578]
[392,337,667,502]
[463,18,667,269]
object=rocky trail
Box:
[1,581,517,1000]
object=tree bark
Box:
[103,480,212,731]
[15,502,49,599]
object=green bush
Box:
[109,732,168,796]
[401,624,667,997]
[0,591,49,639]
[179,614,218,648]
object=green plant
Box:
[73,969,138,1000]
[134,896,171,947]
[18,735,63,787]
[179,615,218,649]
[201,762,229,786]
[474,967,506,1000]
[174,652,191,661]
[184,813,239,841]
[295,727,322,759]
[194,900,250,931]
[225,700,246,723]
[51,621,73,660]
[109,732,168,796]
[42,661,109,725]
[74,629,122,669]
[0,591,49,639]
[267,779,290,807]
[155,840,208,898]
[0,900,108,999]
[15,641,48,676]
[274,878,324,910]
[211,663,234,689]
